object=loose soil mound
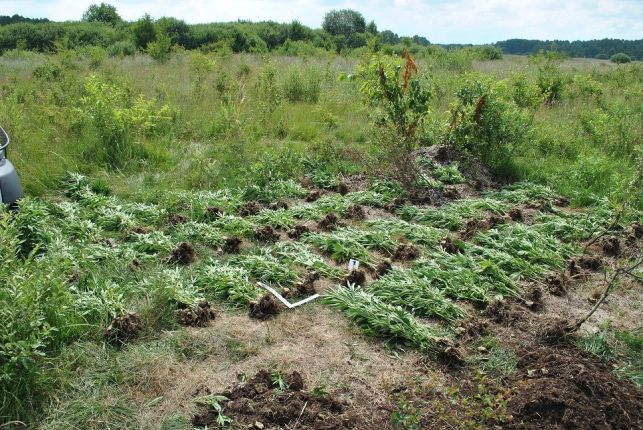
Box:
[239,201,262,216]
[393,243,420,261]
[204,206,222,220]
[169,242,197,265]
[254,226,280,242]
[175,301,216,327]
[318,213,342,231]
[105,312,142,344]
[544,272,569,296]
[374,259,393,278]
[288,224,311,239]
[248,294,283,320]
[192,370,358,429]
[343,269,367,287]
[169,214,188,225]
[223,237,242,254]
[344,204,366,220]
[440,236,462,254]
[503,346,643,429]
[305,190,323,202]
[268,201,289,211]
[568,255,602,275]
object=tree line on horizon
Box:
[0,4,640,60]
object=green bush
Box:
[282,64,322,103]
[147,32,171,62]
[446,77,531,164]
[610,53,632,64]
[106,40,136,57]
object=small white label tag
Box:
[348,259,360,271]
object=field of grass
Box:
[0,44,642,428]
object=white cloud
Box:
[2,0,641,43]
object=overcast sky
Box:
[2,0,642,44]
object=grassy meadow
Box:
[0,43,642,429]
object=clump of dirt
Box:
[461,218,487,240]
[599,235,621,256]
[239,201,262,216]
[284,272,319,298]
[344,204,366,220]
[554,196,570,206]
[192,370,357,429]
[169,242,197,265]
[248,294,283,320]
[343,269,367,287]
[268,201,289,211]
[487,213,506,228]
[287,224,311,239]
[254,226,280,242]
[568,255,602,275]
[627,220,642,239]
[374,259,393,278]
[440,236,461,254]
[318,213,342,231]
[538,317,577,344]
[436,338,467,367]
[204,206,222,221]
[386,197,406,213]
[105,312,142,344]
[544,272,569,296]
[508,208,524,222]
[130,226,151,235]
[223,236,242,254]
[409,188,446,206]
[175,301,216,327]
[522,285,543,310]
[442,186,460,200]
[455,318,489,340]
[169,214,188,225]
[485,299,525,324]
[305,190,323,202]
[393,243,420,261]
[336,181,349,195]
[502,346,643,430]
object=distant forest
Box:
[0,11,640,60]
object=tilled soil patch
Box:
[192,370,359,429]
[502,346,643,429]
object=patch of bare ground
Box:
[136,306,436,429]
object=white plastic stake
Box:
[256,282,320,309]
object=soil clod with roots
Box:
[105,312,143,345]
[344,204,366,220]
[248,294,283,320]
[192,370,357,429]
[169,242,197,265]
[305,190,323,202]
[440,236,461,254]
[318,213,342,231]
[502,346,643,429]
[508,208,524,222]
[393,243,420,261]
[568,255,602,275]
[343,269,367,287]
[374,259,393,278]
[223,236,242,253]
[268,201,289,211]
[599,235,621,256]
[287,224,311,239]
[239,201,262,216]
[544,272,569,296]
[169,214,188,225]
[175,301,216,327]
[336,181,349,195]
[254,226,279,242]
[204,206,223,220]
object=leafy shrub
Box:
[133,14,156,49]
[610,53,631,64]
[76,75,172,167]
[446,77,531,163]
[511,71,542,108]
[282,64,322,103]
[106,40,136,57]
[532,52,565,104]
[147,32,171,62]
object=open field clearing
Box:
[0,9,642,428]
